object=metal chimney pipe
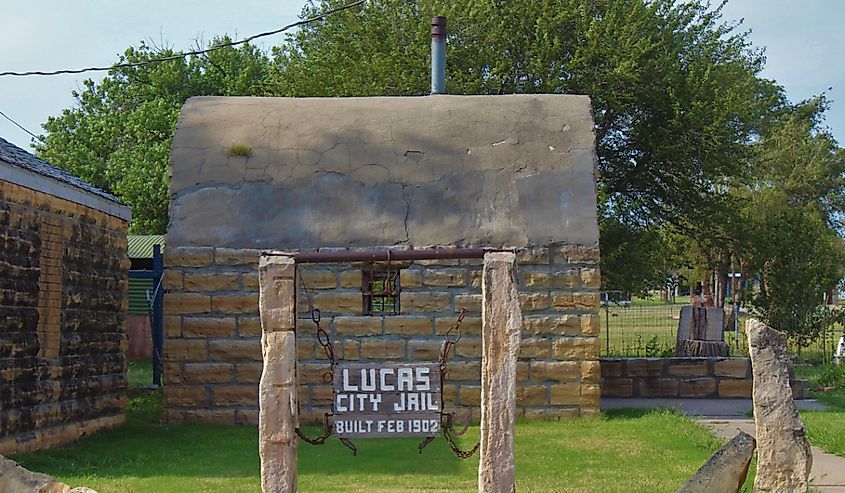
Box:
[431,16,446,94]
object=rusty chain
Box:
[421,308,480,459]
[295,308,342,447]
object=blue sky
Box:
[0,0,843,150]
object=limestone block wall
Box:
[162,245,600,424]
[0,180,129,454]
[164,95,602,423]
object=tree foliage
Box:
[36,38,272,233]
[34,1,845,331]
[741,102,845,342]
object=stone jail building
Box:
[163,95,601,424]
[0,137,131,454]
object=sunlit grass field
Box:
[13,392,738,493]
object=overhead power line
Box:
[0,0,365,78]
[0,110,41,140]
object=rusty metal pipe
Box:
[265,247,512,263]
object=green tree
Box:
[274,0,781,293]
[36,38,272,233]
[743,103,845,345]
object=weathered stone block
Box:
[164,315,182,338]
[519,270,552,288]
[184,272,239,292]
[209,339,261,361]
[581,360,601,383]
[407,340,442,360]
[459,385,481,406]
[182,317,236,338]
[384,316,433,335]
[310,385,333,406]
[435,315,481,335]
[334,316,382,336]
[524,407,579,420]
[299,270,337,289]
[214,248,260,266]
[553,245,600,264]
[601,377,633,397]
[311,292,362,314]
[401,291,451,312]
[183,363,234,384]
[551,291,600,310]
[667,359,709,377]
[714,358,750,378]
[164,293,211,315]
[639,378,679,397]
[718,379,753,398]
[162,270,183,290]
[236,363,263,383]
[679,378,717,398]
[516,248,549,265]
[299,363,331,385]
[600,359,624,377]
[580,268,600,289]
[242,273,259,291]
[454,338,482,358]
[445,361,481,381]
[360,339,405,360]
[522,315,580,336]
[212,386,258,407]
[580,314,600,336]
[334,269,358,288]
[549,384,581,405]
[398,269,422,288]
[238,316,262,337]
[553,337,600,360]
[165,386,206,407]
[627,358,665,377]
[517,385,548,405]
[553,269,580,289]
[212,294,259,315]
[424,268,466,287]
[520,292,550,311]
[519,337,551,359]
[164,339,208,361]
[453,293,482,313]
[166,248,214,268]
[531,361,580,382]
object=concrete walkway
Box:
[601,398,845,493]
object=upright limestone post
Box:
[258,254,298,493]
[479,252,522,493]
[747,319,812,493]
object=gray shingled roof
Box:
[0,137,123,204]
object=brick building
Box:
[0,137,131,454]
[163,95,601,424]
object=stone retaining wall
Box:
[600,357,805,399]
[0,180,129,454]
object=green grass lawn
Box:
[13,393,735,493]
[599,299,840,361]
[796,363,845,459]
[127,359,153,389]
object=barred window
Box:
[363,270,399,315]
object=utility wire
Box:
[0,0,365,78]
[0,110,41,140]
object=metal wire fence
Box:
[599,299,844,363]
